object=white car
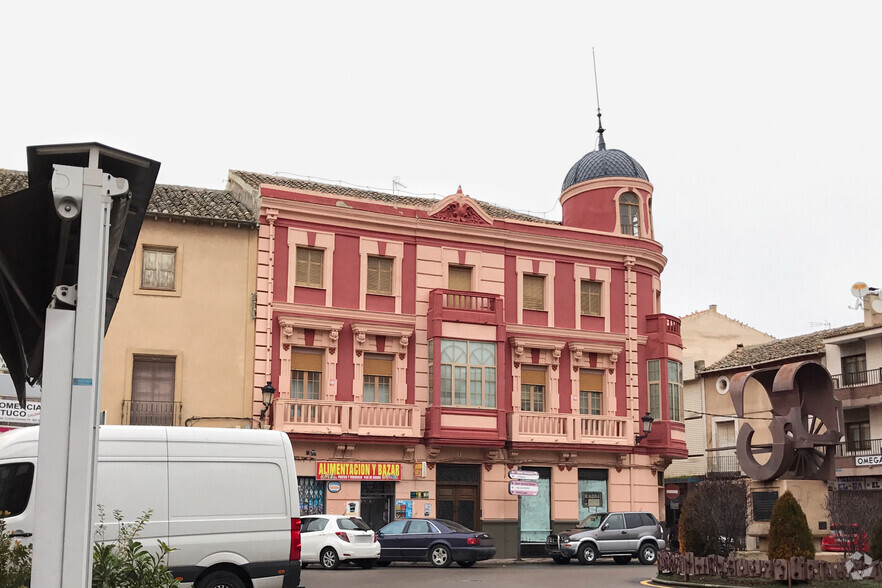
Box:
[301,515,381,570]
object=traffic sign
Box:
[665,484,680,500]
[508,469,540,481]
[509,480,539,496]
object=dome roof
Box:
[561,147,649,193]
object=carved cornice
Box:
[352,323,414,359]
[277,316,344,352]
[511,337,565,370]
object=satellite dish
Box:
[851,282,870,298]
[872,299,882,314]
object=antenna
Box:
[392,176,406,195]
[592,47,606,150]
[850,281,869,310]
[809,321,831,330]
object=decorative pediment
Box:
[277,316,344,352]
[569,341,623,374]
[351,323,414,358]
[510,337,565,370]
[427,187,493,226]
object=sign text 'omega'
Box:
[316,461,401,481]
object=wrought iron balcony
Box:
[705,448,742,478]
[831,368,882,389]
[835,437,882,456]
[122,400,181,426]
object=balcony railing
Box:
[706,452,742,477]
[508,412,630,445]
[427,289,504,328]
[835,437,882,456]
[831,368,882,389]
[645,314,682,342]
[274,399,421,437]
[122,400,181,426]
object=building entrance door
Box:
[361,481,394,531]
[519,467,551,555]
[436,464,480,530]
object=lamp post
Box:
[259,381,275,427]
[635,412,654,444]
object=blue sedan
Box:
[376,518,496,568]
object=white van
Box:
[0,425,302,588]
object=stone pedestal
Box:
[746,479,830,552]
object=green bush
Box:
[92,507,179,588]
[767,490,815,560]
[870,514,882,561]
[0,516,32,588]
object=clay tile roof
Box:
[230,170,559,225]
[0,169,256,226]
[701,323,869,373]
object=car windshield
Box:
[337,517,371,531]
[436,519,473,533]
[577,513,607,529]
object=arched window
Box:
[619,192,640,236]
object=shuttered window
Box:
[292,348,323,400]
[364,353,393,403]
[521,366,546,412]
[580,280,602,316]
[579,370,603,415]
[523,274,545,310]
[141,247,176,291]
[130,355,175,426]
[296,247,324,288]
[448,265,472,291]
[367,256,393,295]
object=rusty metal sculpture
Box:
[730,361,843,481]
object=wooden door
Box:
[436,485,478,530]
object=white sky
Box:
[3,1,881,339]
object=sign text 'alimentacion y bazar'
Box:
[316,461,402,481]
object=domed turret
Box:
[561,147,648,193]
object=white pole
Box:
[31,153,119,587]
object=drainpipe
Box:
[624,256,637,510]
[263,207,279,424]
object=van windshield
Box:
[0,462,33,517]
[577,513,607,529]
[338,517,371,531]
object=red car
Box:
[821,525,869,553]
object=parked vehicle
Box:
[376,518,495,567]
[821,524,869,553]
[301,514,380,569]
[546,511,665,565]
[0,426,302,588]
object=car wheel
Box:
[359,559,375,569]
[321,547,341,570]
[552,556,571,565]
[577,543,597,565]
[638,543,658,565]
[613,556,631,565]
[195,570,246,588]
[457,560,476,568]
[376,561,391,567]
[429,544,452,568]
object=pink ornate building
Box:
[228,130,685,557]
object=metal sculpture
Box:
[730,361,843,481]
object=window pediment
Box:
[277,316,344,352]
[427,188,493,226]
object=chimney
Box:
[736,343,744,348]
[709,304,717,312]
[865,292,882,328]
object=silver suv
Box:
[545,511,665,565]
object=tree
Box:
[767,490,815,560]
[869,514,882,561]
[824,490,882,555]
[678,479,748,556]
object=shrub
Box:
[767,490,815,560]
[825,490,882,555]
[0,516,31,588]
[92,507,179,588]
[677,479,748,557]
[870,515,882,561]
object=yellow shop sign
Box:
[316,461,401,481]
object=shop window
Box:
[437,339,496,408]
[367,255,393,295]
[141,247,176,291]
[619,192,640,236]
[521,366,546,412]
[647,360,661,420]
[668,360,683,421]
[580,280,602,316]
[298,477,326,515]
[523,274,545,310]
[579,370,603,415]
[292,348,323,400]
[295,246,324,288]
[842,354,867,386]
[364,353,393,403]
[448,265,472,291]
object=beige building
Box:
[0,170,260,429]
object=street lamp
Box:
[260,381,275,425]
[635,412,654,445]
